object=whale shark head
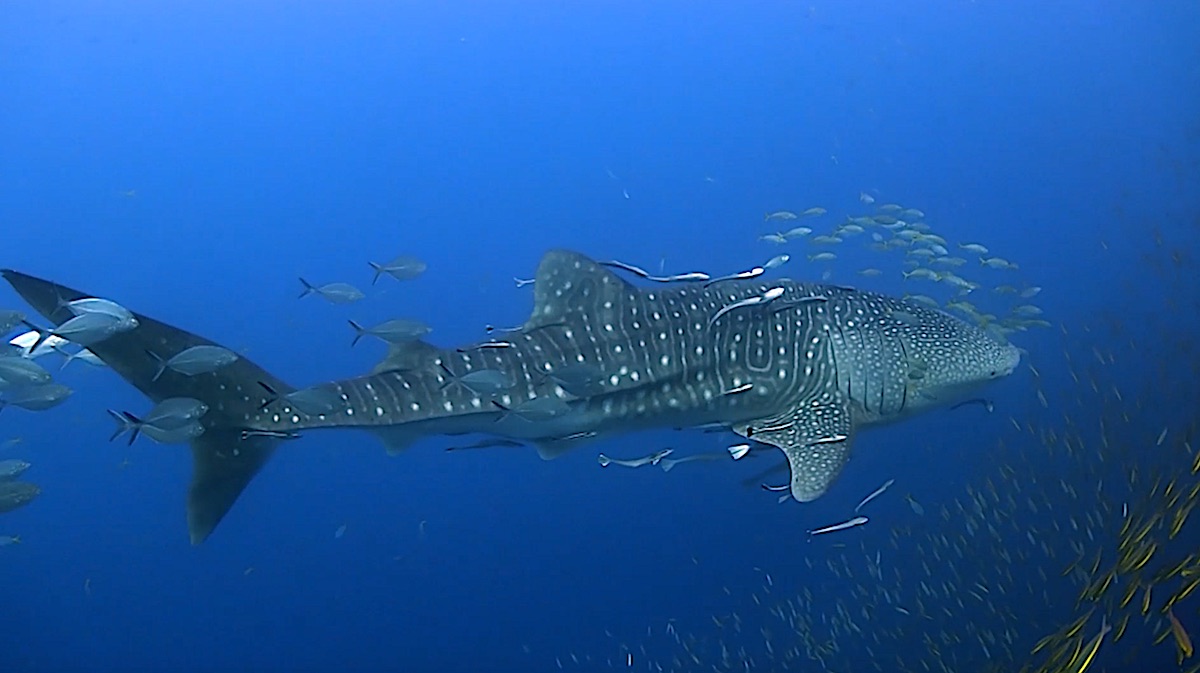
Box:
[901,317,1022,412]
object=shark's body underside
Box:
[2,250,1020,543]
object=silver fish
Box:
[298,279,365,304]
[64,297,135,326]
[808,515,869,536]
[7,330,103,365]
[456,341,513,353]
[440,367,515,396]
[764,254,790,270]
[810,235,843,245]
[36,312,133,348]
[902,268,940,282]
[144,398,209,429]
[0,383,72,412]
[980,257,1017,270]
[648,272,711,283]
[854,478,895,513]
[140,420,206,445]
[709,286,785,326]
[542,362,606,397]
[150,345,240,380]
[599,260,709,284]
[108,398,210,444]
[349,319,432,346]
[597,448,673,468]
[256,381,344,417]
[764,211,798,221]
[0,481,39,514]
[283,386,344,416]
[0,358,52,388]
[659,452,725,472]
[0,458,31,481]
[368,255,426,284]
[704,267,765,287]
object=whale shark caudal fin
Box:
[1,269,293,544]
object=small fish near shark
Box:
[0,250,1021,544]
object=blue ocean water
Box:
[2,2,1198,672]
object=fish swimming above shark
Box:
[1,249,1021,544]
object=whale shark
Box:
[1,250,1020,543]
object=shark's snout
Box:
[996,345,1021,378]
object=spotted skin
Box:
[248,251,1019,499]
[2,251,1020,542]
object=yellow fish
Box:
[1070,617,1112,673]
[1170,609,1194,661]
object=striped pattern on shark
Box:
[2,250,1020,543]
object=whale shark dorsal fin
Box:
[736,392,854,502]
[188,430,278,544]
[372,340,439,375]
[525,250,633,331]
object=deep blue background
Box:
[2,2,1198,672]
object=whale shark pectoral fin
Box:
[188,430,278,545]
[735,394,854,502]
[782,437,851,502]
